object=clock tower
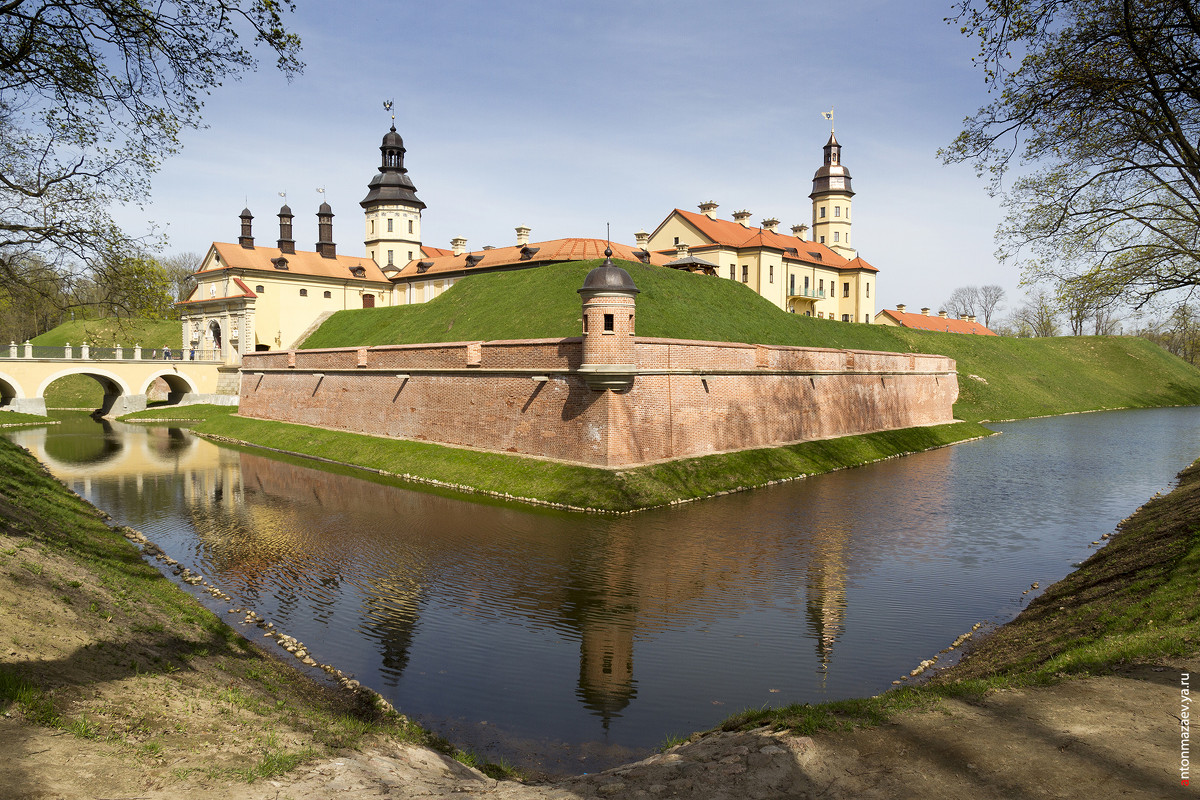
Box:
[809,132,855,258]
[361,124,425,271]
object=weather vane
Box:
[822,107,835,132]
[278,191,287,203]
[383,99,395,123]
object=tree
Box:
[977,285,1005,327]
[160,251,203,301]
[0,2,301,309]
[100,255,176,320]
[1012,290,1061,337]
[943,0,1200,310]
[943,286,981,319]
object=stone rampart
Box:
[238,338,958,467]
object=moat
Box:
[8,406,1200,774]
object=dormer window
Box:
[519,245,541,261]
[350,265,366,278]
[633,249,651,264]
[272,257,288,270]
[417,261,433,273]
[465,254,484,267]
[807,251,823,260]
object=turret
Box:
[361,124,424,267]
[577,250,639,391]
[809,132,856,257]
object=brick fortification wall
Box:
[238,338,958,467]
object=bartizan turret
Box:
[577,250,639,391]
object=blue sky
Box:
[118,0,1023,314]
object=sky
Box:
[115,0,1025,316]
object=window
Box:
[408,220,413,234]
[730,265,736,280]
[843,282,850,298]
[865,313,870,323]
[819,235,826,243]
[255,285,264,293]
[387,249,394,264]
[834,206,841,217]
[323,290,331,299]
[370,220,375,234]
[789,275,795,295]
[833,231,840,242]
[769,265,774,283]
[866,283,870,298]
[818,312,824,319]
[299,288,307,297]
[819,279,824,294]
[407,250,413,261]
[819,207,826,218]
[603,313,614,332]
[741,265,748,283]
[387,218,393,232]
[842,314,850,322]
[674,236,680,245]
[805,276,810,293]
[370,250,375,262]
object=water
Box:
[9,407,1200,774]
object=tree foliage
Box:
[943,0,1200,309]
[943,284,1006,326]
[0,1,301,307]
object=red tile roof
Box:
[177,275,258,305]
[879,309,997,335]
[668,209,876,272]
[394,238,672,279]
[198,242,392,284]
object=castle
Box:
[179,124,878,363]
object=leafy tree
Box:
[1012,290,1061,337]
[0,1,301,308]
[100,255,176,320]
[943,0,1200,309]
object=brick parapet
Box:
[239,336,959,467]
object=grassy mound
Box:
[30,318,181,349]
[302,260,1200,422]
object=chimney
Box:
[634,229,650,250]
[968,315,976,323]
[315,202,336,258]
[238,207,254,249]
[675,242,690,259]
[938,310,948,319]
[277,204,295,254]
[791,223,809,240]
[515,225,531,246]
[896,303,907,313]
[451,236,467,256]
[732,209,752,226]
[921,307,930,316]
[698,200,719,219]
[761,217,780,233]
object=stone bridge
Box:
[0,342,239,416]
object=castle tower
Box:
[361,124,426,269]
[809,131,856,258]
[577,250,639,391]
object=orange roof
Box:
[880,309,997,335]
[668,209,876,271]
[177,276,258,305]
[393,238,672,279]
[421,245,453,257]
[198,242,392,284]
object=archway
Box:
[37,368,143,417]
[208,320,223,359]
[139,370,199,406]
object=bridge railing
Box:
[3,342,225,362]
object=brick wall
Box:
[239,337,959,467]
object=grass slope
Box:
[30,318,181,349]
[303,260,1200,422]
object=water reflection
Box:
[8,407,1200,774]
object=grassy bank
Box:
[30,318,181,350]
[720,456,1200,736]
[0,434,513,786]
[0,411,55,427]
[119,406,988,512]
[302,260,1200,423]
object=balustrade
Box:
[1,341,224,362]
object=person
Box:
[163,345,172,360]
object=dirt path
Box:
[5,658,1192,799]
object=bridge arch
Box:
[138,369,199,397]
[36,367,133,399]
[0,370,28,402]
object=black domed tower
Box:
[361,125,425,269]
[808,132,856,257]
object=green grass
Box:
[30,318,181,349]
[0,410,55,426]
[188,412,988,512]
[302,260,1200,423]
[120,404,238,422]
